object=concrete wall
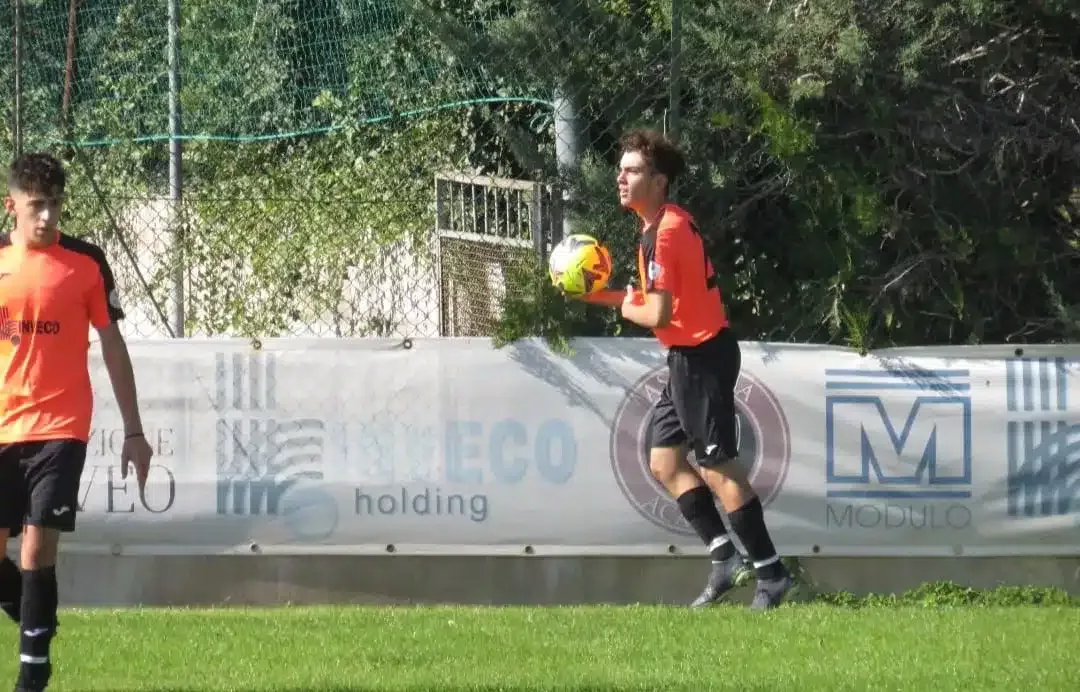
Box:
[43,555,1080,607]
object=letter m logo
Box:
[824,369,973,500]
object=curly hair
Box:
[8,152,67,195]
[618,128,686,188]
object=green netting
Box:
[0,0,677,340]
[0,0,553,149]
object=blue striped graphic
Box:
[825,382,971,392]
[213,352,329,519]
[825,369,969,378]
[1006,357,1069,413]
[826,490,973,500]
[826,369,970,394]
[1005,357,1079,519]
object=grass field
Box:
[0,589,1076,691]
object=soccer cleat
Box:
[749,570,794,611]
[690,556,749,607]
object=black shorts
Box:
[0,439,88,538]
[649,328,741,467]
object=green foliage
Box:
[492,149,659,348]
[1,0,1077,344]
[807,581,1079,609]
[490,257,584,354]
[0,0,557,337]
[495,0,1080,349]
[178,113,469,337]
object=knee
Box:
[701,454,749,481]
[19,527,59,571]
[649,446,684,485]
[700,458,757,500]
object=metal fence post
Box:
[13,0,24,158]
[530,182,544,264]
[168,0,185,337]
[553,89,579,242]
[668,0,682,145]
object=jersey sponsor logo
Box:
[0,306,62,350]
[609,366,791,536]
[15,320,61,336]
[0,307,19,347]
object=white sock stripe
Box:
[752,555,780,569]
[707,536,730,552]
[19,654,48,664]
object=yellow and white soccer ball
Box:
[548,234,613,297]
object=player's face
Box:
[617,151,666,213]
[4,187,65,245]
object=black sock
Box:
[17,567,57,691]
[727,497,785,580]
[0,557,20,623]
[676,486,737,562]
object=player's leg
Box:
[0,532,18,625]
[671,332,792,610]
[648,379,750,607]
[0,446,25,624]
[16,440,87,692]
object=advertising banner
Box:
[64,338,1080,557]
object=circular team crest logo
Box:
[609,367,791,537]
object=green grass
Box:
[0,588,1077,691]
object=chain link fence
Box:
[4,2,1076,346]
[3,0,681,340]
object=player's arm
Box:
[88,262,141,435]
[621,228,675,329]
[578,290,625,308]
[621,289,671,329]
[98,321,153,492]
[87,250,153,489]
[97,324,144,438]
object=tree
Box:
[496,0,1080,349]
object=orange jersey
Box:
[0,232,124,443]
[637,204,729,347]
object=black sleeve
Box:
[95,249,125,323]
[640,228,658,292]
[60,234,125,323]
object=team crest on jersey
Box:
[647,261,662,280]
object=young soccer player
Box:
[0,152,154,691]
[584,129,793,610]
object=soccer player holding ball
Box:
[560,129,793,610]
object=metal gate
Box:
[435,172,562,337]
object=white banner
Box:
[61,337,1080,557]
